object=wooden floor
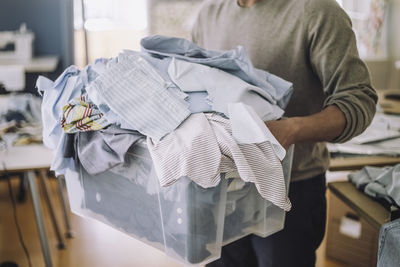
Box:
[0,175,345,267]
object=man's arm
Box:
[266,105,346,150]
[300,0,377,145]
[269,0,377,151]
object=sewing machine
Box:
[0,23,34,62]
[0,24,58,92]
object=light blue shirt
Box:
[37,66,82,175]
[37,61,113,175]
[140,35,293,109]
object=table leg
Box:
[17,172,28,202]
[27,171,53,267]
[56,175,74,238]
[38,169,66,249]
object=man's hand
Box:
[265,105,346,150]
[266,119,300,151]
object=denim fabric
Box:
[140,35,293,109]
[348,164,400,207]
[377,218,400,267]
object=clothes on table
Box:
[377,218,400,267]
[0,93,42,124]
[348,164,400,208]
[0,93,43,146]
[140,35,293,109]
[147,112,291,211]
[61,94,111,133]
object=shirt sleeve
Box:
[305,0,378,143]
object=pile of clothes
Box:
[38,35,294,211]
[349,164,400,209]
[0,93,42,146]
[349,165,400,267]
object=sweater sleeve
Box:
[306,0,378,143]
[190,16,200,43]
[190,1,208,44]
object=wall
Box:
[388,0,400,60]
[388,0,400,88]
[365,0,400,89]
[0,0,74,69]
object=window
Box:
[73,0,202,67]
[337,0,390,59]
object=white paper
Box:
[339,216,362,239]
[0,65,25,91]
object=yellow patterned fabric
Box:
[61,95,110,133]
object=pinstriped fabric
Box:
[147,113,291,211]
[87,54,190,140]
[147,113,222,188]
[210,114,291,211]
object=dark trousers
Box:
[207,173,327,267]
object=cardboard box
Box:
[326,192,379,267]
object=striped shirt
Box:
[147,113,292,211]
[87,53,191,140]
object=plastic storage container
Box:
[64,142,293,266]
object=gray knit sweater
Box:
[192,0,377,181]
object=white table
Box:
[0,55,59,73]
[0,144,71,267]
[0,55,59,92]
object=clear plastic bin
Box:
[64,142,293,266]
